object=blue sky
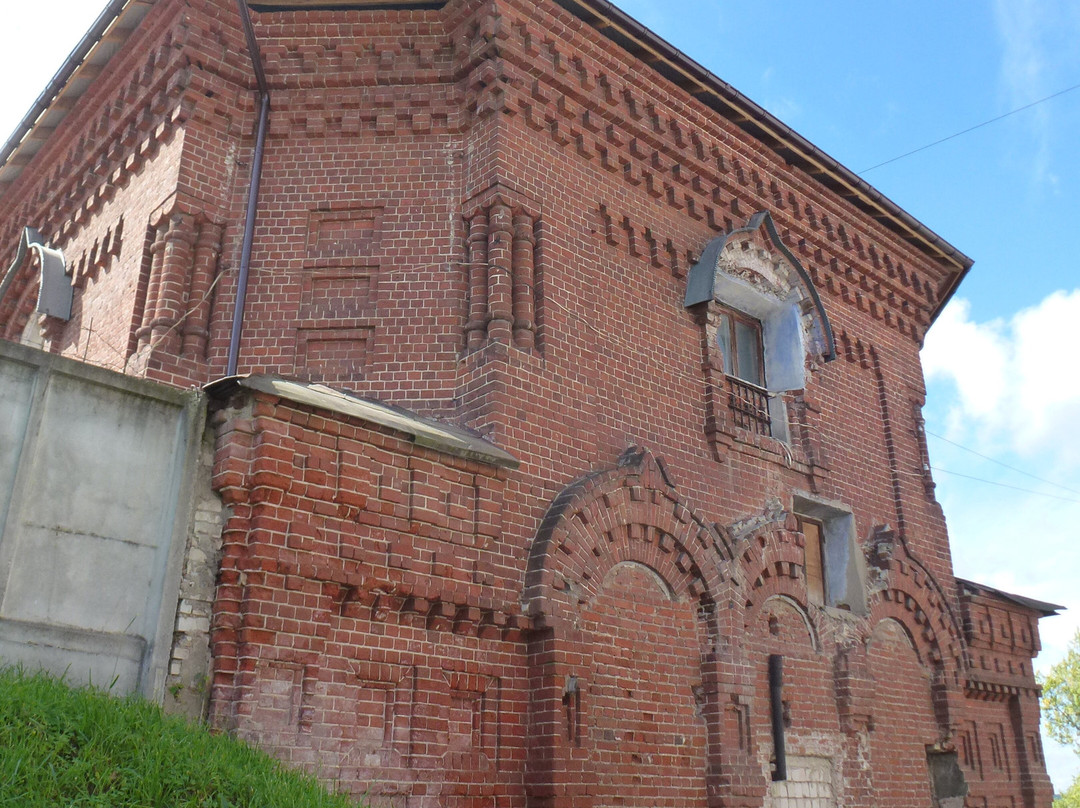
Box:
[2,0,1078,793]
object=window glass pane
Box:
[716,313,733,376]
[801,518,825,605]
[734,319,763,385]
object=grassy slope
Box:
[0,667,357,808]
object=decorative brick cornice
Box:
[963,678,1026,702]
[485,0,941,342]
[0,16,194,334]
[596,202,688,279]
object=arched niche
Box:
[866,618,939,808]
[522,448,729,808]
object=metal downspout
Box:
[227,0,270,376]
[769,654,787,781]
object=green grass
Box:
[0,667,358,807]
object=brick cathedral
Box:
[0,0,1059,805]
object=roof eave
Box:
[0,0,972,321]
[0,0,151,191]
[958,577,1064,618]
[553,0,972,321]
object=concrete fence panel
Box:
[0,341,203,700]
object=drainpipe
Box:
[769,654,787,781]
[227,0,270,376]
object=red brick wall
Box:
[0,0,190,364]
[581,562,707,806]
[866,619,938,806]
[0,0,1054,806]
[208,388,529,806]
[960,589,1054,807]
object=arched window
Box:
[685,210,835,443]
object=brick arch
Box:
[866,554,964,682]
[869,615,921,654]
[865,617,941,807]
[523,446,731,623]
[737,515,815,614]
[600,559,677,600]
[748,593,819,653]
[866,553,967,743]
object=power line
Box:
[926,429,1080,497]
[929,466,1080,505]
[859,81,1080,175]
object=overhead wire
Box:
[927,466,1080,505]
[925,429,1080,497]
[858,81,1080,175]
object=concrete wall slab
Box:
[0,341,203,700]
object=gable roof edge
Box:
[552,0,973,321]
[0,0,150,190]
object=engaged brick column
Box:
[512,211,536,350]
[465,211,489,351]
[136,225,168,352]
[182,220,222,361]
[461,188,541,354]
[486,201,514,344]
[150,213,197,354]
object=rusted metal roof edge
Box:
[957,577,1064,617]
[205,374,521,470]
[249,1,447,9]
[553,0,973,321]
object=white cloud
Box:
[992,0,1080,187]
[993,0,1046,98]
[941,474,1080,792]
[923,290,1080,466]
[993,0,1050,181]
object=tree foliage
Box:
[1042,630,1080,807]
[1057,779,1080,808]
[1043,629,1080,751]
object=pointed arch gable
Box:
[737,512,805,603]
[523,447,731,806]
[684,209,836,362]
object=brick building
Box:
[0,0,1061,806]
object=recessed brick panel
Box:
[295,327,374,383]
[299,269,376,321]
[306,207,383,262]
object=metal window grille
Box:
[728,375,772,436]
